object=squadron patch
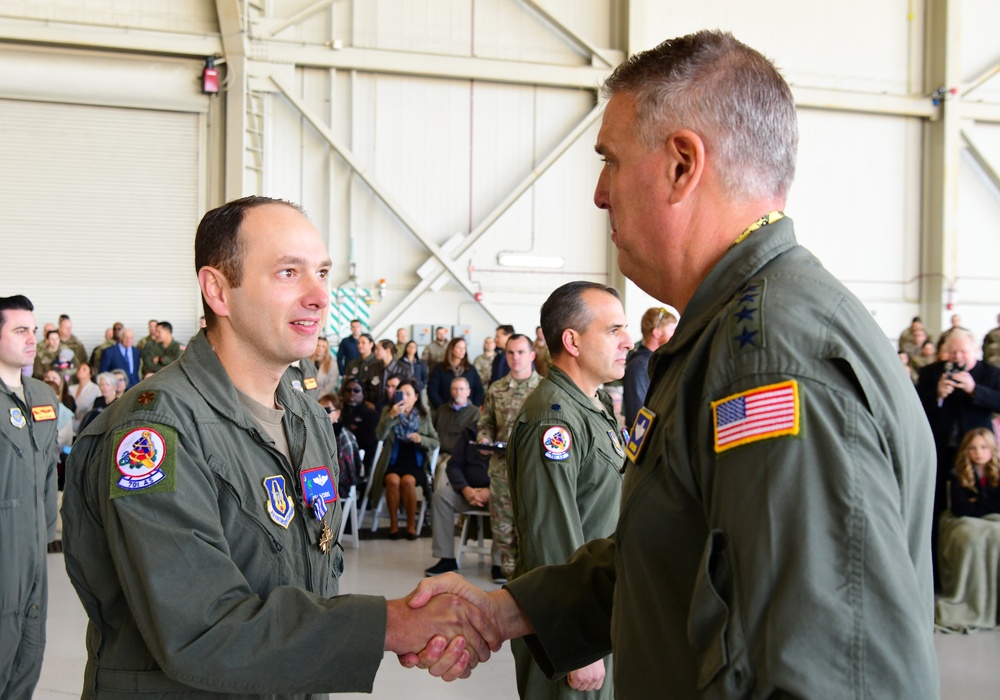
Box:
[303,377,318,391]
[290,380,303,392]
[264,475,296,528]
[31,405,56,421]
[542,426,572,461]
[712,380,799,453]
[300,466,337,512]
[9,407,26,429]
[110,426,177,498]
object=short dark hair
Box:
[496,325,514,336]
[358,333,374,344]
[46,329,59,340]
[58,314,70,323]
[194,196,303,329]
[505,333,532,351]
[0,295,34,334]
[157,321,173,333]
[350,319,362,325]
[541,281,621,357]
[399,378,428,417]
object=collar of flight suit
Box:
[544,366,615,418]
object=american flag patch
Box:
[711,380,799,453]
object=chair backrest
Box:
[427,446,441,481]
[360,440,384,505]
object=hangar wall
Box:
[0,0,998,354]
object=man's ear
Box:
[561,329,582,359]
[663,129,706,204]
[198,267,230,320]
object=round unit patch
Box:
[542,426,572,461]
[115,427,168,491]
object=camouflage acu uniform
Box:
[984,326,1000,368]
[472,352,495,389]
[477,370,541,578]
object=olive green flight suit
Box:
[505,217,939,699]
[506,366,621,699]
[0,377,59,699]
[62,331,386,699]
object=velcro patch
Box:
[712,380,799,453]
[31,405,56,421]
[110,424,177,499]
[303,377,318,391]
[542,426,572,461]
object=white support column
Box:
[216,0,249,201]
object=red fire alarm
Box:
[202,57,220,94]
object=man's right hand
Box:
[462,487,489,508]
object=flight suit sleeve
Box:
[98,420,386,694]
[504,538,616,677]
[689,372,938,697]
[509,418,588,570]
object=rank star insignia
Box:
[318,521,334,554]
[735,327,759,348]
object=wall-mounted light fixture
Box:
[497,253,565,269]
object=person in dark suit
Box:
[98,327,140,388]
[917,327,1000,584]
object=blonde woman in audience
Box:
[936,427,1000,630]
[311,336,339,398]
[69,362,101,429]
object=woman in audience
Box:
[78,371,119,434]
[936,427,1000,630]
[374,339,412,388]
[319,393,361,499]
[399,340,428,391]
[311,337,339,399]
[371,379,439,539]
[426,337,484,409]
[43,368,76,415]
[69,362,101,429]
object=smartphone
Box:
[393,390,404,405]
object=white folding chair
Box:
[357,441,383,531]
[337,485,359,549]
[371,445,440,536]
[456,509,491,568]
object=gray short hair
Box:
[96,372,117,389]
[602,30,798,201]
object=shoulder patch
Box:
[303,377,318,391]
[727,278,766,356]
[110,425,177,498]
[542,426,572,461]
[712,380,799,453]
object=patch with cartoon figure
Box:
[542,426,572,461]
[110,425,177,498]
[264,475,296,528]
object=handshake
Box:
[383,573,531,682]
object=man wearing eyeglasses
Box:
[622,306,676,430]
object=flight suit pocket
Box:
[687,530,753,698]
[216,478,289,596]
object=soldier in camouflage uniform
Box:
[477,334,540,582]
[983,313,1000,368]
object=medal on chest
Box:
[301,466,338,553]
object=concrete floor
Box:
[35,536,1000,699]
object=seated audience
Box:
[318,393,361,499]
[339,377,380,475]
[433,376,480,456]
[69,363,101,430]
[311,337,339,398]
[43,368,76,415]
[472,337,496,389]
[424,423,499,577]
[399,340,428,392]
[370,379,440,539]
[77,371,118,434]
[427,337,484,409]
[111,369,128,399]
[936,428,1000,630]
[375,374,403,415]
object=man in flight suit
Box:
[62,196,498,698]
[410,30,939,698]
[0,295,59,699]
[506,281,631,698]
